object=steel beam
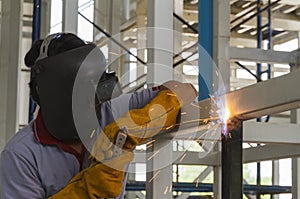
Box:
[243,122,300,144]
[225,69,300,120]
[243,144,300,163]
[133,151,220,166]
[134,143,300,165]
[229,46,296,65]
[160,70,300,134]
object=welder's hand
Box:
[90,89,181,162]
[161,80,198,106]
[48,151,134,199]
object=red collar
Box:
[32,110,86,169]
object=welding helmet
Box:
[28,33,122,141]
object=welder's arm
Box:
[91,82,198,162]
[98,87,160,128]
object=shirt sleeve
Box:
[98,87,160,128]
[0,149,45,199]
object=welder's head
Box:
[24,33,122,141]
[25,33,86,104]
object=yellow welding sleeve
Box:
[48,151,134,199]
[90,89,182,162]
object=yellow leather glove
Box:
[48,151,134,199]
[90,89,182,162]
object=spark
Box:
[169,183,172,192]
[148,170,161,183]
[108,51,120,56]
[223,107,231,124]
[179,153,187,162]
[145,139,156,145]
[147,150,160,160]
[191,103,202,109]
[166,125,174,130]
[166,93,176,97]
[164,186,169,194]
[90,129,95,138]
[196,178,199,187]
[146,144,153,149]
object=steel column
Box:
[146,0,173,198]
[0,0,23,151]
[136,0,147,86]
[222,121,243,199]
[213,0,231,93]
[108,0,121,77]
[198,0,213,100]
[291,108,300,198]
[271,160,280,199]
[40,0,51,37]
[62,0,78,34]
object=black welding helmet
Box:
[30,33,122,141]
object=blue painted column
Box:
[198,0,213,101]
[29,0,42,122]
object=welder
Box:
[0,33,197,199]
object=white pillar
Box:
[0,0,23,151]
[213,0,230,198]
[173,0,184,82]
[271,160,280,199]
[127,163,136,199]
[290,34,300,199]
[146,138,173,199]
[146,0,173,85]
[213,0,230,93]
[146,0,173,198]
[41,0,51,37]
[108,0,121,76]
[291,109,300,198]
[136,0,147,86]
[213,144,222,199]
[94,0,109,43]
[62,0,78,34]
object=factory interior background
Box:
[1,0,300,198]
